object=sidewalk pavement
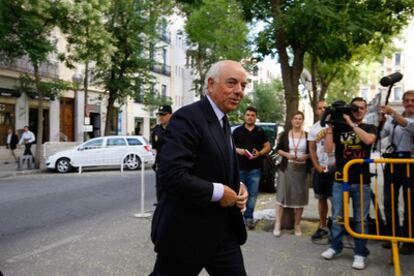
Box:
[1,163,412,274]
[0,159,41,179]
[240,193,414,275]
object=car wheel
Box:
[56,158,72,173]
[124,154,141,170]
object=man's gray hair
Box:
[203,61,225,96]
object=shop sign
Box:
[0,88,21,98]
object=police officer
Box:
[151,105,172,202]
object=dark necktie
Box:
[222,115,234,187]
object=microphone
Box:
[380,72,403,87]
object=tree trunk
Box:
[83,61,89,141]
[104,92,116,136]
[33,63,43,169]
[271,0,304,131]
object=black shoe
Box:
[311,228,329,240]
[382,241,391,249]
[3,161,8,164]
[399,243,413,255]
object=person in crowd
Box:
[273,111,309,237]
[379,90,414,254]
[321,97,376,270]
[5,128,18,164]
[233,106,271,230]
[150,60,249,276]
[308,100,335,241]
[150,105,172,202]
[18,125,35,156]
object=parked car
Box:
[45,136,155,173]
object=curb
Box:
[0,169,43,179]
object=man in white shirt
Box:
[308,100,335,241]
[19,125,36,156]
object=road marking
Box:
[5,234,84,264]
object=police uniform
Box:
[151,105,172,201]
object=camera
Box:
[320,100,359,127]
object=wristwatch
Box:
[351,123,358,129]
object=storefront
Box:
[0,88,20,146]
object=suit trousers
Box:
[150,226,246,276]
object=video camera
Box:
[320,100,359,127]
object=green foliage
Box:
[229,79,284,124]
[183,0,251,95]
[59,0,113,69]
[0,0,63,64]
[325,68,360,105]
[239,0,414,128]
[16,74,72,101]
[94,0,173,134]
[228,96,252,124]
[252,79,284,123]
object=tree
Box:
[228,96,252,124]
[182,0,251,95]
[252,79,284,122]
[240,0,414,129]
[0,0,66,168]
[96,0,172,135]
[59,0,113,140]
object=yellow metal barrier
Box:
[342,158,414,276]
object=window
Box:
[394,87,402,101]
[395,53,401,66]
[81,139,103,150]
[134,80,144,103]
[162,84,167,97]
[162,48,167,65]
[106,138,127,147]
[127,138,143,146]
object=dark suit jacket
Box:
[151,96,247,262]
[7,133,18,150]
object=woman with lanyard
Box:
[273,111,310,237]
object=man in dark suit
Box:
[150,60,249,276]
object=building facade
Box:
[0,18,196,147]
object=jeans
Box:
[330,182,371,257]
[239,168,261,220]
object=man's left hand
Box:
[236,183,248,212]
[343,114,353,126]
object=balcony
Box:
[150,64,171,77]
[0,56,59,79]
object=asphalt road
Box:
[0,169,157,276]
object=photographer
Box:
[321,97,376,270]
[380,90,414,254]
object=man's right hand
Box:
[219,185,237,207]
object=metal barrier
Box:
[342,158,414,276]
[17,155,34,170]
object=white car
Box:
[45,136,155,173]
